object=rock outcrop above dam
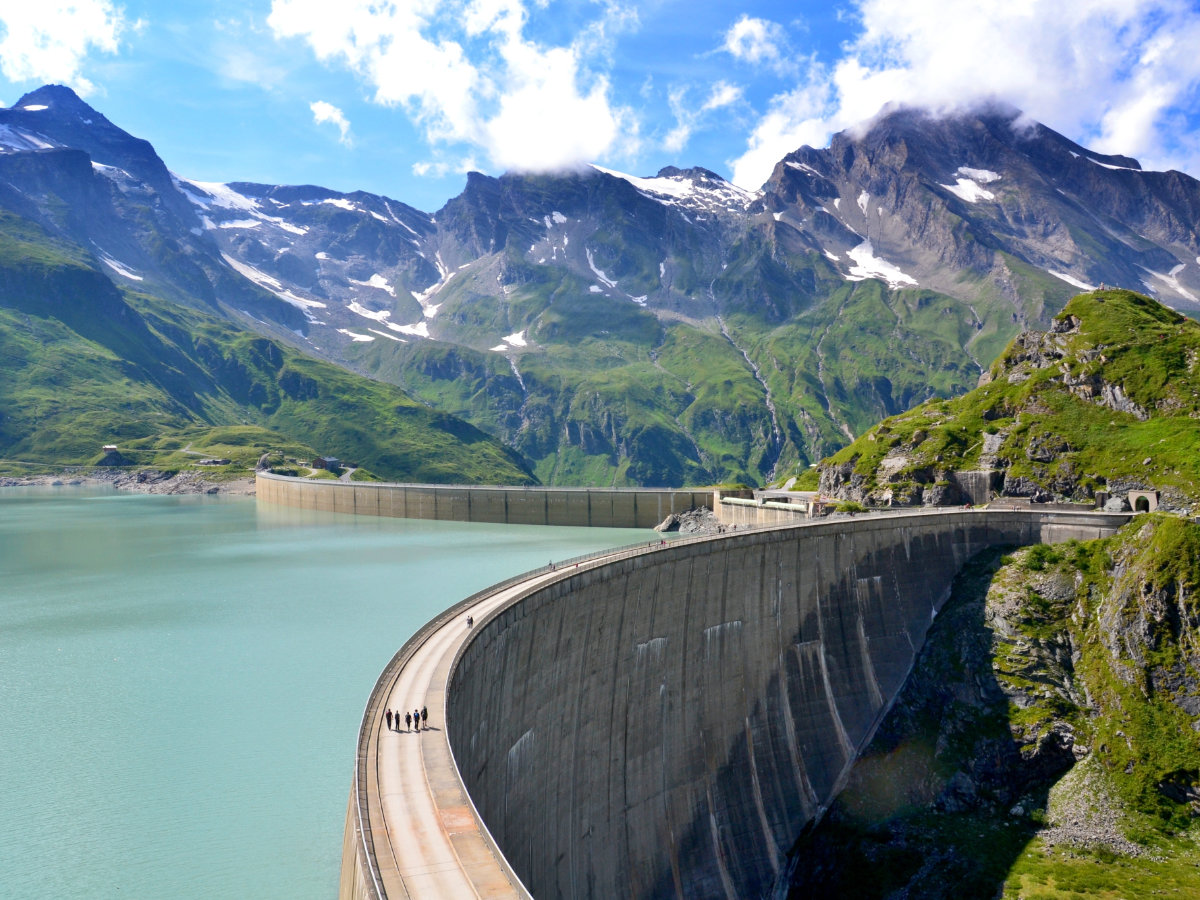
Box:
[443,511,1129,899]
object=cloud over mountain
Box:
[731,0,1200,189]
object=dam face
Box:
[256,472,715,529]
[444,511,1127,899]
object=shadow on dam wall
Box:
[445,510,1130,900]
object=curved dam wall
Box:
[445,510,1129,899]
[256,472,713,529]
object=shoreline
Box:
[0,468,257,496]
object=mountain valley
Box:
[3,86,1200,486]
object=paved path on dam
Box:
[365,566,568,898]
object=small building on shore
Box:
[312,455,341,471]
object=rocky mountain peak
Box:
[12,84,103,120]
[2,83,179,209]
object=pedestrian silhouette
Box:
[414,709,421,731]
[405,711,412,731]
[421,706,428,728]
[386,709,393,731]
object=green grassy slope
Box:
[818,289,1200,506]
[0,211,535,484]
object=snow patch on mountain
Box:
[91,161,134,181]
[856,191,870,216]
[845,241,917,288]
[350,274,395,296]
[385,202,421,236]
[785,160,826,179]
[21,104,48,111]
[178,177,308,236]
[392,320,430,337]
[97,252,142,281]
[337,328,375,342]
[346,300,394,325]
[1088,157,1140,172]
[410,253,452,316]
[369,328,406,342]
[0,123,56,151]
[941,178,995,203]
[220,252,327,315]
[956,167,1000,183]
[503,330,527,347]
[1048,270,1096,291]
[586,248,617,288]
[590,164,753,215]
[184,179,260,212]
[1142,265,1199,303]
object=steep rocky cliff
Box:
[788,515,1200,898]
[816,289,1200,510]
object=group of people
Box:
[385,705,427,732]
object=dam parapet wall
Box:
[443,510,1130,899]
[256,472,714,529]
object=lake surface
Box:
[0,487,653,899]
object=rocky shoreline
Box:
[0,469,257,496]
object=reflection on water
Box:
[0,487,650,899]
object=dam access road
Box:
[343,542,665,899]
[340,507,1132,900]
[362,573,537,898]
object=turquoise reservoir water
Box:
[0,487,652,898]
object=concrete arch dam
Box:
[436,511,1128,899]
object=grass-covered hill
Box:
[789,514,1200,899]
[0,210,535,484]
[813,289,1200,510]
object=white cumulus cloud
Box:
[721,15,790,73]
[729,0,1200,190]
[0,0,131,94]
[268,0,634,174]
[310,100,352,146]
[702,80,743,113]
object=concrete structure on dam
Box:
[340,508,1131,900]
[257,472,715,529]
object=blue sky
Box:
[2,0,1200,212]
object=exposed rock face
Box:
[787,516,1200,899]
[653,507,727,535]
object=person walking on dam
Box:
[405,711,412,731]
[386,709,393,731]
[414,709,421,731]
[421,706,428,729]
